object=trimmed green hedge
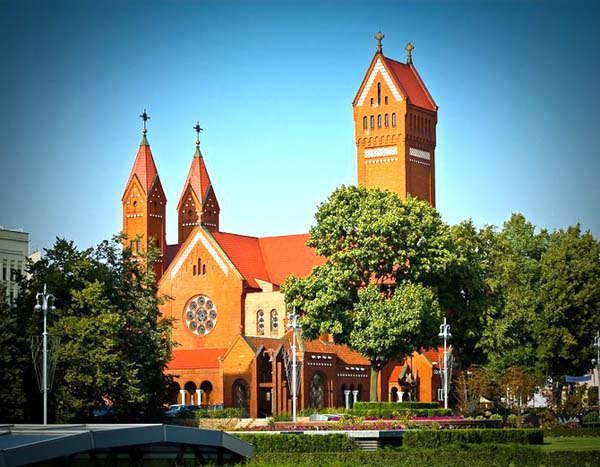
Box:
[243,446,600,467]
[234,433,355,452]
[546,427,600,437]
[348,408,452,418]
[353,401,439,410]
[402,428,544,448]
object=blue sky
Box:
[1,0,599,252]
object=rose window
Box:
[184,295,217,336]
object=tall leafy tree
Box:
[0,289,28,421]
[478,214,547,376]
[16,236,174,422]
[536,225,600,381]
[283,186,453,399]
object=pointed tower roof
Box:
[352,35,437,111]
[178,123,215,206]
[123,110,160,196]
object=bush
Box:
[546,426,600,437]
[180,407,242,419]
[348,407,451,418]
[243,446,600,467]
[353,401,439,410]
[402,428,544,448]
[234,433,355,453]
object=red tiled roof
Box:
[124,137,159,195]
[259,234,325,285]
[244,336,289,354]
[421,347,444,364]
[301,337,370,366]
[167,348,226,370]
[210,232,324,289]
[383,56,436,111]
[211,232,270,289]
[389,364,406,383]
[178,148,215,207]
[164,243,181,270]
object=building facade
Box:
[122,34,441,416]
[0,227,29,303]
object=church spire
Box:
[375,31,384,54]
[122,109,167,280]
[177,121,220,243]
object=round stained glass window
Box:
[184,295,218,336]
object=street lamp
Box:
[438,317,451,409]
[286,309,302,422]
[34,284,55,425]
[594,332,600,421]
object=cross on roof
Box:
[374,31,384,53]
[193,121,203,146]
[405,42,414,64]
[140,109,150,134]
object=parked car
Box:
[164,404,202,417]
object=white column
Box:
[398,391,404,402]
[344,390,350,409]
[179,389,187,405]
[196,389,203,406]
[352,390,359,405]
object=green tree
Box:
[283,186,453,400]
[536,225,600,381]
[0,289,28,421]
[16,236,174,422]
[478,214,547,375]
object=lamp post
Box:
[287,309,301,422]
[34,284,55,425]
[594,332,600,421]
[438,317,451,409]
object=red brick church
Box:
[122,33,444,418]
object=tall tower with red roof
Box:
[122,110,167,279]
[353,33,438,206]
[177,122,220,244]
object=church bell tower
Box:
[353,32,438,206]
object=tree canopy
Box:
[283,186,453,399]
[12,236,174,422]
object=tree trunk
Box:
[370,366,379,401]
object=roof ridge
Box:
[407,62,437,110]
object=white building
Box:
[0,227,29,303]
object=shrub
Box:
[546,426,600,437]
[402,428,544,448]
[348,407,451,418]
[352,401,439,410]
[234,433,355,453]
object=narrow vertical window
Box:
[392,113,397,127]
[363,116,367,129]
[202,264,206,275]
[384,96,388,105]
[377,114,382,128]
[377,82,381,105]
[270,310,278,333]
[370,115,374,129]
[385,114,389,127]
[193,265,197,275]
[257,310,265,335]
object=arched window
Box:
[257,309,265,335]
[270,309,278,333]
[385,113,389,127]
[309,373,325,409]
[384,96,388,105]
[363,116,367,129]
[184,381,197,405]
[200,380,213,405]
[232,379,249,416]
[370,115,375,129]
[377,114,382,128]
[392,113,397,127]
[370,97,374,106]
[377,82,381,105]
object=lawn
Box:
[542,436,600,452]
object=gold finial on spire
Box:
[405,42,414,64]
[374,31,384,53]
[193,121,203,147]
[140,109,150,135]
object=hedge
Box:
[546,427,600,437]
[348,408,452,418]
[352,401,439,410]
[234,433,355,453]
[402,428,544,448]
[241,446,600,467]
